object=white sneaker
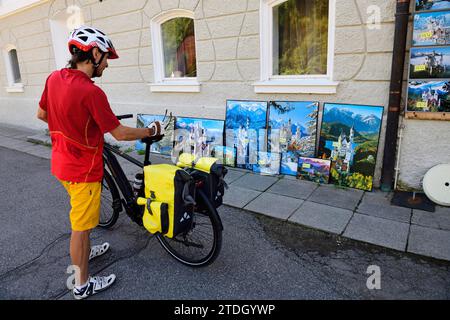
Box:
[73,274,116,300]
[89,242,110,261]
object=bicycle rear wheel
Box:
[98,170,121,229]
[156,190,222,267]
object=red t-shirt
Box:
[39,68,120,182]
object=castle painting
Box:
[253,152,281,176]
[135,114,173,156]
[318,103,384,191]
[268,101,318,156]
[268,101,319,175]
[413,11,450,46]
[225,100,268,170]
[173,117,224,161]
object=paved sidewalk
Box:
[1,122,450,262]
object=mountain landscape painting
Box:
[136,114,173,156]
[280,151,298,176]
[297,157,331,184]
[318,103,384,191]
[225,100,268,170]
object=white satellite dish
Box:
[423,164,450,207]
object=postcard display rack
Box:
[407,1,450,120]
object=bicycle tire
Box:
[156,190,222,267]
[98,170,121,229]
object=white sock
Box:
[75,279,89,291]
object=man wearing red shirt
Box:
[37,26,160,299]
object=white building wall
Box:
[0,0,442,190]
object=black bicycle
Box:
[98,114,223,267]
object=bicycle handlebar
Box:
[116,114,134,120]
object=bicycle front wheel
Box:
[156,190,223,267]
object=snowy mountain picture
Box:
[322,105,382,134]
[407,80,450,112]
[225,100,268,170]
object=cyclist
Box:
[36,26,162,300]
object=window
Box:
[150,10,200,92]
[255,0,338,94]
[161,17,197,78]
[3,45,24,92]
[8,49,21,83]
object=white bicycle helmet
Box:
[68,25,119,59]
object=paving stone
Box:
[267,178,318,200]
[308,184,364,211]
[0,137,20,148]
[224,169,247,184]
[412,206,450,231]
[223,185,261,209]
[26,146,52,159]
[343,213,409,251]
[289,201,353,235]
[4,140,34,152]
[21,144,48,154]
[231,172,279,192]
[244,192,304,220]
[408,225,450,261]
[357,191,412,223]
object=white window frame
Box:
[0,0,48,18]
[149,9,200,93]
[254,0,338,94]
[3,45,24,93]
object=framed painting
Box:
[297,157,331,184]
[268,101,318,156]
[225,100,268,170]
[280,151,298,176]
[173,117,224,161]
[410,46,450,79]
[318,103,384,191]
[413,11,450,46]
[253,152,281,175]
[407,80,450,112]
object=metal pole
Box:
[380,0,411,192]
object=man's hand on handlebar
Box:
[147,120,164,137]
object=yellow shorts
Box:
[59,180,101,232]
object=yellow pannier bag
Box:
[137,198,169,234]
[137,164,195,238]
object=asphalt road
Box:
[0,146,449,300]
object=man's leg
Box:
[70,229,92,286]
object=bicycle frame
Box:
[103,141,152,225]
